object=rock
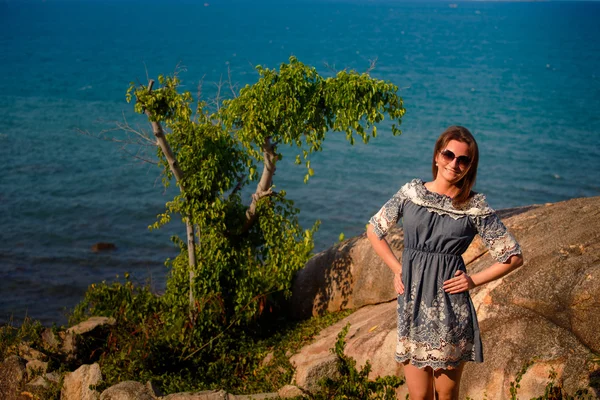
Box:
[61,363,102,400]
[277,384,306,398]
[229,394,279,399]
[260,351,274,368]
[92,242,116,252]
[290,229,403,319]
[25,375,49,389]
[59,316,116,362]
[290,302,402,394]
[146,380,163,397]
[67,316,116,335]
[25,359,48,379]
[289,197,600,398]
[59,331,78,361]
[161,390,229,400]
[41,328,60,352]
[46,371,60,383]
[17,344,47,362]
[100,380,157,399]
[0,355,27,400]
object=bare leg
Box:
[403,362,435,400]
[433,363,464,400]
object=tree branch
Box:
[241,136,277,233]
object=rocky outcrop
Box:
[61,363,103,400]
[290,226,403,319]
[99,380,157,400]
[289,197,600,399]
[0,355,27,400]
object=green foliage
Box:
[68,57,405,395]
[121,56,405,347]
[0,317,43,361]
[508,361,594,400]
[313,324,404,399]
[221,56,404,183]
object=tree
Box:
[126,56,405,350]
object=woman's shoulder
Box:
[400,178,495,218]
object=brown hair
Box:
[432,126,479,207]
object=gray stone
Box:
[25,359,48,379]
[41,329,60,352]
[17,344,47,362]
[100,381,156,400]
[0,355,27,400]
[290,229,402,319]
[161,390,229,400]
[229,393,279,400]
[277,384,306,398]
[61,363,102,400]
[67,316,116,335]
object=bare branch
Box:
[227,64,237,98]
[366,57,378,74]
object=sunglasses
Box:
[439,149,471,168]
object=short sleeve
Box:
[473,213,522,263]
[368,189,407,239]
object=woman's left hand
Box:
[443,270,475,294]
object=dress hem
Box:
[394,354,481,371]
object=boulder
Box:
[289,197,600,398]
[100,380,156,400]
[277,385,305,398]
[25,359,48,379]
[229,393,279,399]
[0,355,27,400]
[61,363,102,400]
[41,328,60,352]
[60,316,116,362]
[290,302,403,394]
[161,390,229,400]
[17,343,47,362]
[67,316,116,335]
[290,228,403,319]
[92,242,116,252]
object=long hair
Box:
[432,126,479,207]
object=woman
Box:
[366,126,523,400]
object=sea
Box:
[1,0,599,326]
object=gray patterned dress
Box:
[369,179,522,370]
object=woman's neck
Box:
[425,179,460,199]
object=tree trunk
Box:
[146,80,197,320]
[243,136,276,233]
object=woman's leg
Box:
[433,363,464,400]
[403,363,434,400]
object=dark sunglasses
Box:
[440,149,471,168]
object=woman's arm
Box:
[366,224,405,294]
[442,253,524,294]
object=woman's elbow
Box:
[511,254,524,269]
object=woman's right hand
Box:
[394,272,405,295]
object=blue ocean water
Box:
[1,0,599,325]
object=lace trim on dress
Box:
[401,179,494,220]
[369,190,406,239]
[395,283,478,370]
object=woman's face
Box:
[435,139,471,184]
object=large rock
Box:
[290,302,404,396]
[100,380,156,400]
[290,228,403,319]
[289,197,600,399]
[61,363,102,400]
[161,390,229,400]
[0,355,27,400]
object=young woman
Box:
[366,126,524,400]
